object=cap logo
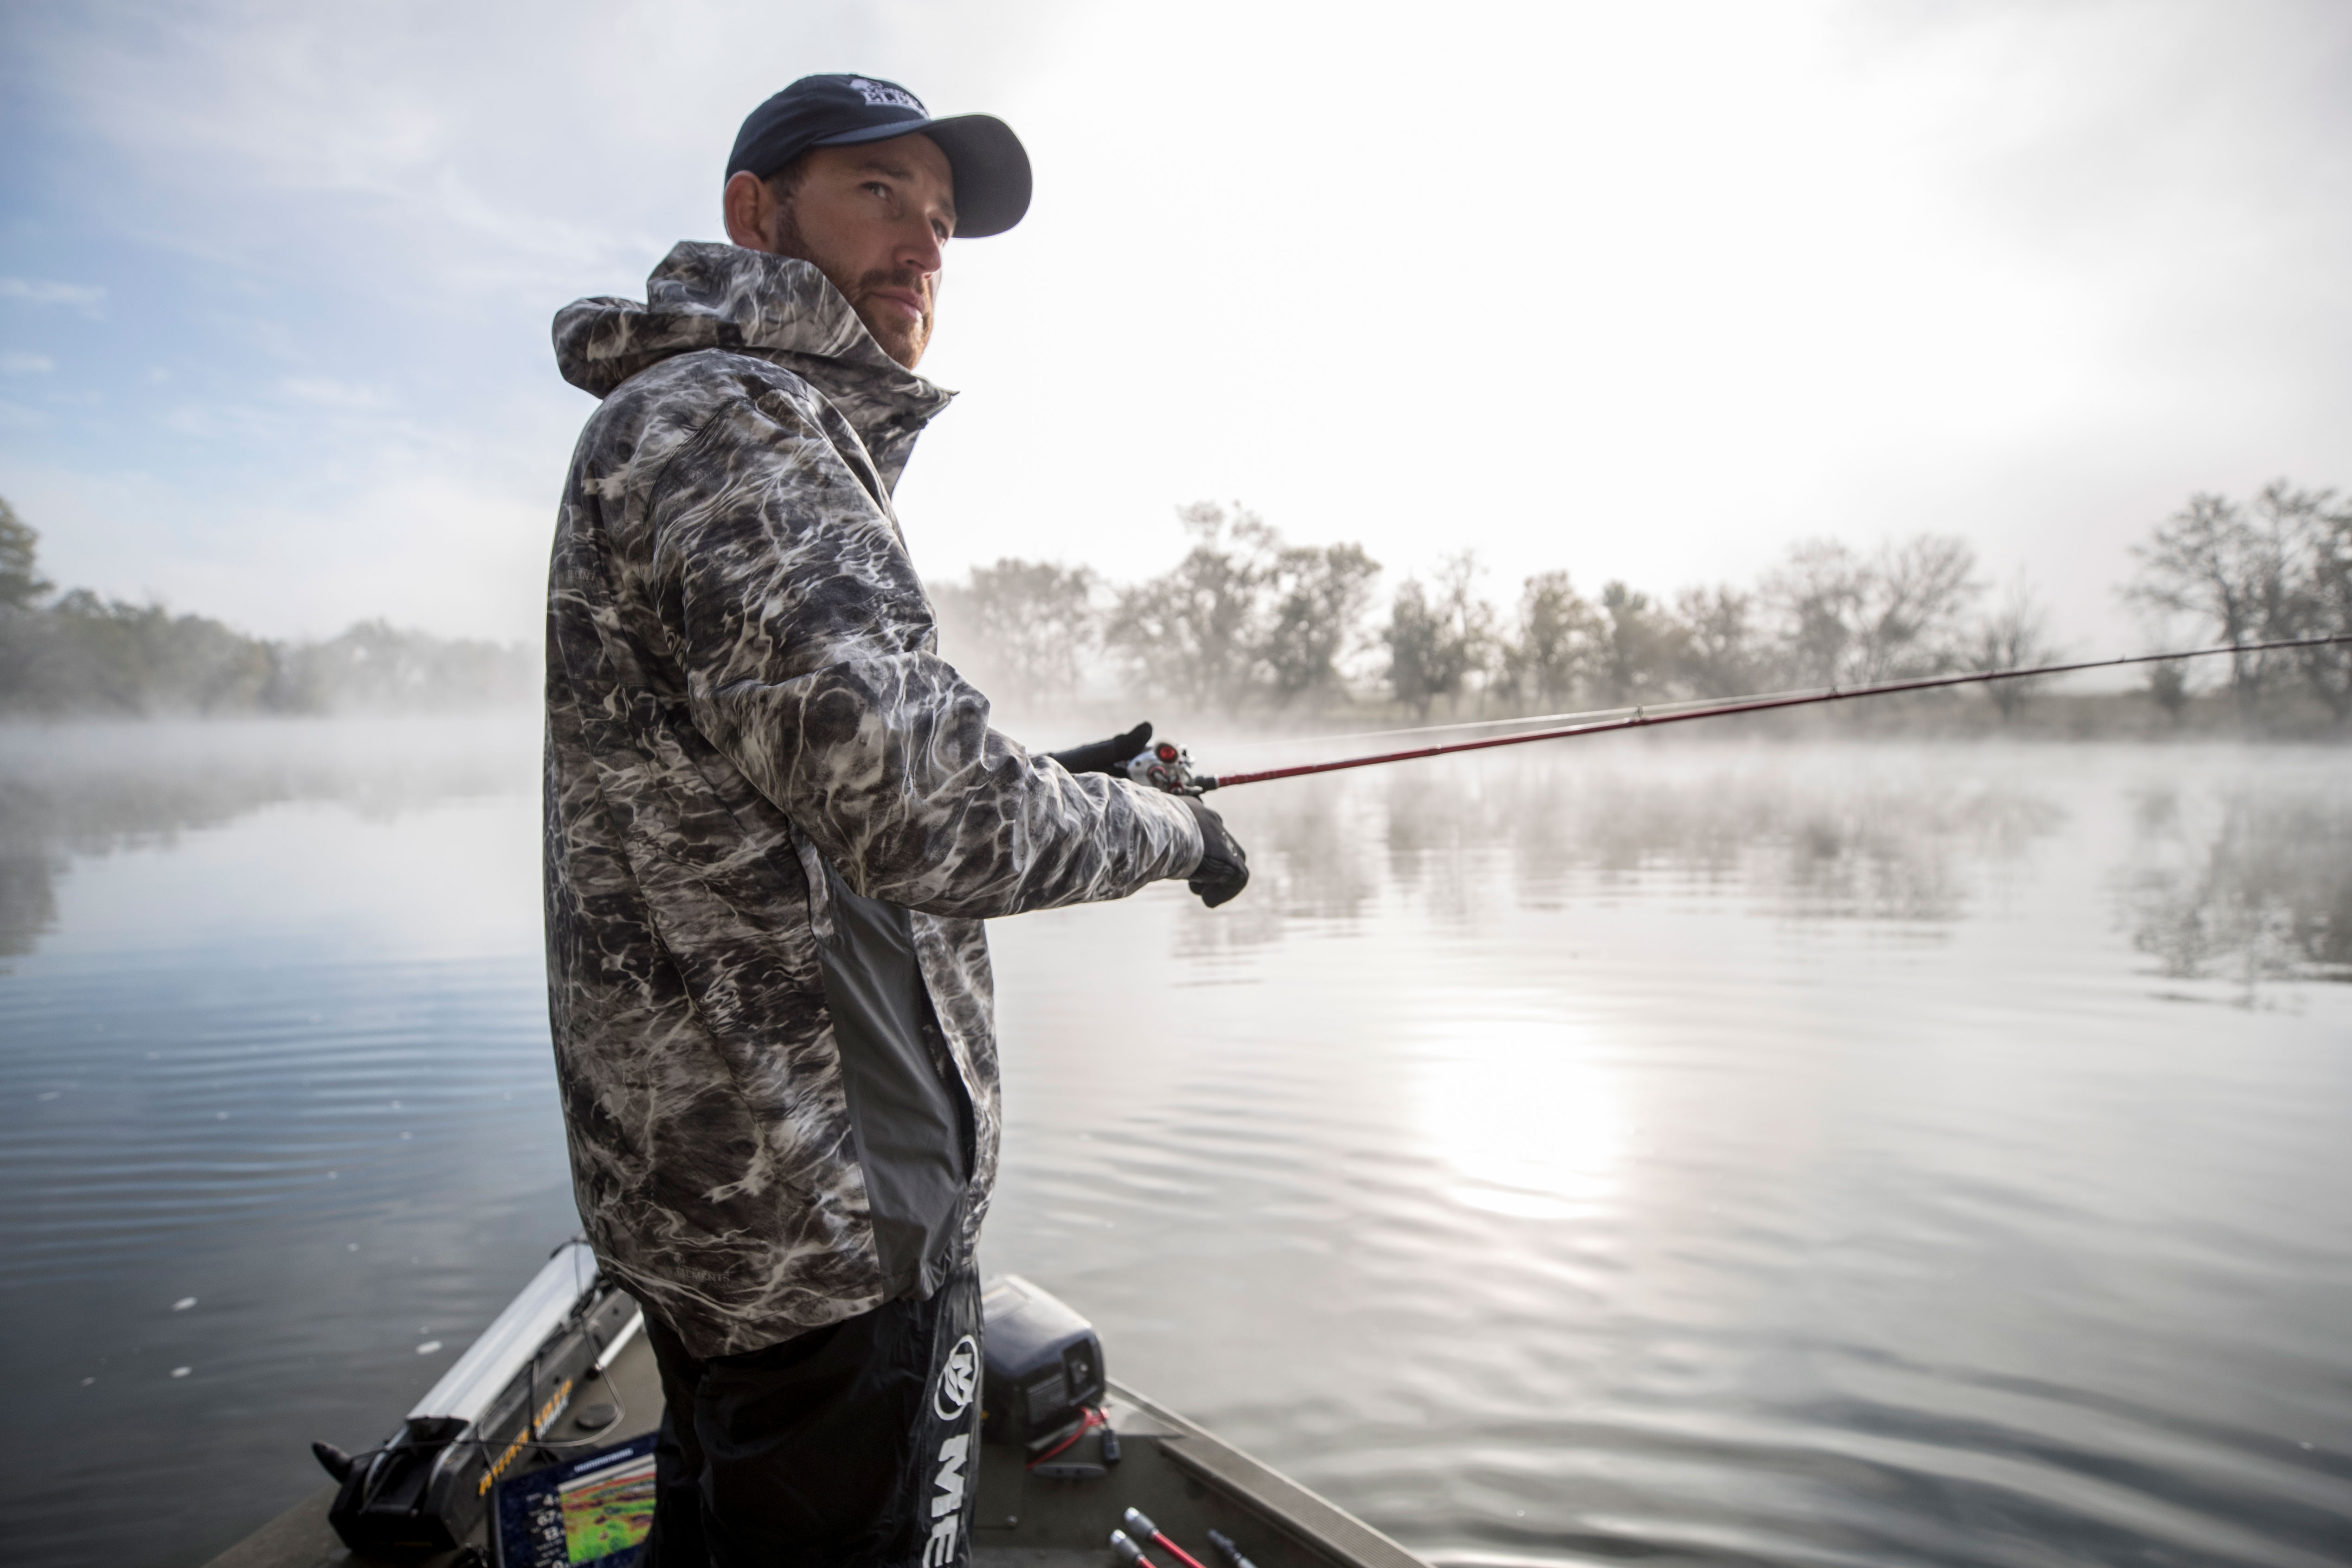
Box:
[848,78,925,115]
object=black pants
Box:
[637,1264,983,1568]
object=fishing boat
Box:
[202,1244,1428,1568]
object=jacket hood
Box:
[554,242,954,487]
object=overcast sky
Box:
[2,0,2347,651]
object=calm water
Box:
[2,720,2348,1568]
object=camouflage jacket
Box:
[544,241,1202,1358]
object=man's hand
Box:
[1181,797,1250,909]
[1047,721,1153,777]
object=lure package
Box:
[492,1433,657,1568]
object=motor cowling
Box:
[979,1274,1105,1451]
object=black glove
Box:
[1047,721,1153,777]
[1181,796,1251,909]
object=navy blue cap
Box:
[727,74,1032,238]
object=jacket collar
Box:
[553,241,955,491]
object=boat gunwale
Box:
[1101,1379,1431,1568]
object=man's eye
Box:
[864,181,891,198]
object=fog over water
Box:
[1,718,2349,1567]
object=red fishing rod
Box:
[1122,1508,1211,1568]
[1113,633,2352,795]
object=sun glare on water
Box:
[1415,1018,1630,1221]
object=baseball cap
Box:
[726,74,1032,238]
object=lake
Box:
[2,718,2348,1568]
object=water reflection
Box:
[0,717,534,957]
[2122,784,2352,992]
[1206,741,2069,930]
[0,718,561,1566]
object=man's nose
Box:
[898,217,944,280]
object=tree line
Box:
[6,479,2346,726]
[2124,481,2352,723]
[0,500,535,715]
[934,481,2352,728]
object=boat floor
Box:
[203,1330,1423,1568]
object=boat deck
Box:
[202,1330,1424,1568]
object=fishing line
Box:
[1159,633,2352,792]
[1206,690,1815,756]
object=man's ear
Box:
[723,171,773,251]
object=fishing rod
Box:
[1116,633,2352,795]
[1123,1509,1212,1568]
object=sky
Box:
[1,0,2348,651]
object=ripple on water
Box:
[3,731,2350,1567]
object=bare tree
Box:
[1672,584,1758,699]
[1261,541,1382,703]
[1109,502,1278,708]
[1385,553,1495,719]
[2123,488,2300,709]
[2275,483,2352,721]
[1970,576,2060,721]
[1762,539,1865,687]
[1857,534,1981,681]
[1590,581,1685,705]
[1763,534,1980,687]
[1501,570,1598,710]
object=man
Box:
[543,74,1249,1568]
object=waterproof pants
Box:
[638,1262,983,1568]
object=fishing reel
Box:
[1122,739,1204,795]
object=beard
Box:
[772,204,933,368]
[839,266,932,367]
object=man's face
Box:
[744,135,956,369]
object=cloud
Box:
[280,377,391,410]
[0,353,56,373]
[0,278,106,312]
[163,403,286,443]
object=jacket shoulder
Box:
[594,348,822,427]
[567,350,835,498]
